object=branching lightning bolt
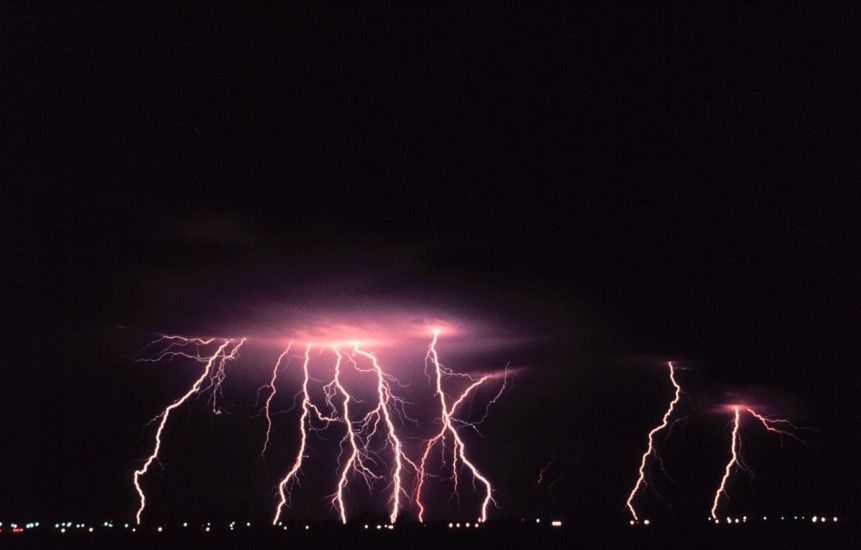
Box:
[710,405,807,521]
[625,361,683,523]
[352,344,420,524]
[414,330,506,523]
[328,346,383,524]
[260,343,293,458]
[273,344,337,524]
[132,336,245,524]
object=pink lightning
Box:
[328,346,383,524]
[260,343,293,458]
[625,362,683,523]
[352,344,420,524]
[272,344,336,525]
[710,404,807,521]
[132,324,513,525]
[710,405,745,521]
[132,336,245,524]
[535,452,557,489]
[414,330,507,523]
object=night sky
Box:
[5,2,855,529]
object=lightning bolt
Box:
[273,344,338,525]
[414,330,506,523]
[710,405,745,521]
[625,361,683,523]
[352,344,420,524]
[328,346,383,524]
[259,343,293,458]
[132,336,245,525]
[710,405,806,521]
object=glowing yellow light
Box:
[551,520,562,527]
[643,519,650,526]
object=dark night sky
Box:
[3,2,856,528]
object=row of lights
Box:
[710,515,840,524]
[448,522,479,529]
